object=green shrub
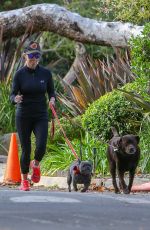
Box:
[130,23,150,80]
[0,83,16,134]
[52,116,85,143]
[139,117,150,173]
[81,79,148,141]
[95,0,150,25]
[114,0,150,24]
[122,23,150,173]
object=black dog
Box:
[67,160,93,192]
[107,128,140,194]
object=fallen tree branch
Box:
[0,3,143,47]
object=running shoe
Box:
[20,180,30,191]
[30,160,41,183]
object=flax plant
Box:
[41,132,108,177]
[58,48,136,116]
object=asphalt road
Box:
[0,188,150,230]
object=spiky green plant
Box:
[58,48,136,116]
[41,132,108,177]
[40,142,75,176]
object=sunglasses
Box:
[27,53,41,59]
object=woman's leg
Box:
[30,118,48,183]
[33,118,48,162]
[16,116,33,179]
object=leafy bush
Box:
[0,83,15,134]
[139,117,150,173]
[95,0,150,24]
[130,23,150,80]
[114,0,150,24]
[82,84,146,141]
[52,116,84,142]
[119,90,150,173]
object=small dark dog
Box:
[67,160,93,192]
[107,127,140,194]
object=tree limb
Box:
[0,3,143,47]
[63,42,87,84]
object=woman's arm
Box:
[10,71,22,104]
[47,71,56,106]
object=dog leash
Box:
[49,103,79,160]
[50,118,55,140]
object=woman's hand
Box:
[49,97,55,107]
[14,95,23,104]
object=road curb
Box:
[1,160,150,190]
[33,176,150,190]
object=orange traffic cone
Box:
[3,133,21,184]
[131,182,150,192]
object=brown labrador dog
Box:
[107,128,140,194]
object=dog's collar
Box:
[73,166,80,175]
[113,147,119,152]
[110,145,125,154]
[109,144,119,152]
[112,146,129,156]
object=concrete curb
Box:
[34,176,68,189]
[33,176,150,190]
[0,160,150,190]
[33,177,106,189]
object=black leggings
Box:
[16,116,48,174]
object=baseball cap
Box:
[24,41,41,54]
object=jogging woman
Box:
[10,41,55,191]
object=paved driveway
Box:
[0,189,150,230]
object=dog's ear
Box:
[111,127,119,137]
[135,135,140,144]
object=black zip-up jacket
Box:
[10,65,55,118]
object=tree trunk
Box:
[63,42,87,84]
[0,4,143,47]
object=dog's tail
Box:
[111,127,119,137]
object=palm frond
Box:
[118,89,150,113]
